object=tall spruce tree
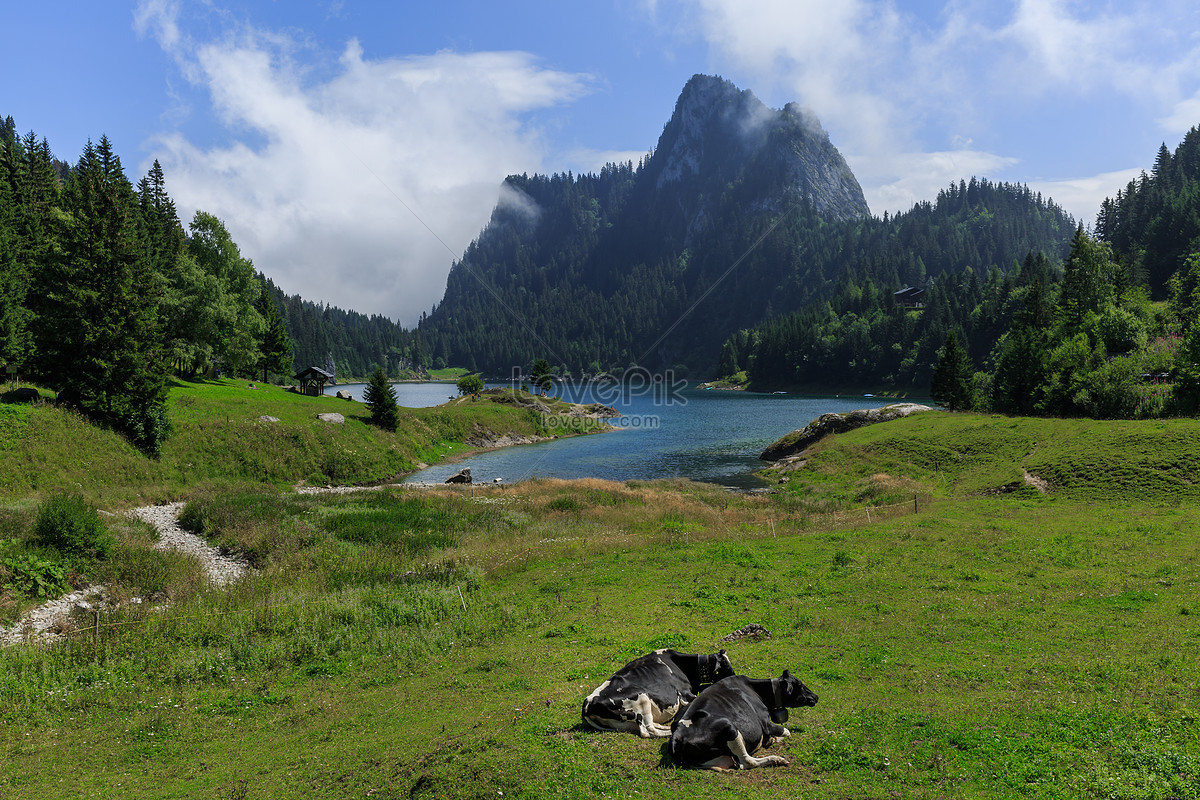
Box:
[0,127,59,373]
[36,137,169,454]
[255,281,293,381]
[531,358,553,394]
[363,366,399,431]
[930,331,974,412]
[0,136,28,369]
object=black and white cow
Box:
[581,649,735,738]
[669,670,818,770]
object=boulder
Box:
[335,389,354,401]
[9,387,40,403]
[317,412,345,424]
[445,467,472,484]
[760,402,934,462]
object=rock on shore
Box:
[760,402,934,463]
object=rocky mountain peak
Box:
[651,74,869,224]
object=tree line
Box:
[0,116,427,454]
[729,127,1200,418]
[418,156,1077,379]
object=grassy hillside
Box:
[771,411,1200,506]
[2,409,1199,799]
[0,378,597,506]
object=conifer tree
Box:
[930,331,974,412]
[0,128,59,372]
[1058,226,1119,329]
[255,282,293,382]
[36,137,170,454]
[0,137,29,368]
[364,366,399,431]
[531,358,553,394]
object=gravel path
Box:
[1,502,249,647]
[129,502,248,586]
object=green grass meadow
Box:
[2,397,1199,799]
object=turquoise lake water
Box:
[328,381,900,489]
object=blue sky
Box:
[6,1,1200,324]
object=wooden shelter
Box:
[294,366,334,396]
[894,286,927,309]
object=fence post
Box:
[914,494,918,514]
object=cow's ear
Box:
[718,649,727,656]
[781,669,792,679]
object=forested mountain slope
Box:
[418,75,1075,378]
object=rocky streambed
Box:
[1,502,249,647]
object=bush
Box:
[33,493,113,558]
[115,397,172,457]
[456,374,485,397]
[1095,306,1148,354]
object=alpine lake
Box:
[327,380,908,489]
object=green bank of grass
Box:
[427,366,471,380]
[0,379,596,506]
[2,432,1199,799]
[770,410,1200,508]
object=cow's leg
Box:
[763,723,791,747]
[582,712,643,735]
[697,754,738,772]
[727,732,788,770]
[624,694,672,738]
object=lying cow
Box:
[582,648,734,738]
[669,670,818,770]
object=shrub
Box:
[1096,305,1148,354]
[33,493,113,558]
[456,374,485,397]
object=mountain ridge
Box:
[417,75,1073,377]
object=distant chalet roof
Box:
[294,366,333,381]
[894,286,927,308]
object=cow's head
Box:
[769,670,819,723]
[697,649,735,685]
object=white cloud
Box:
[1025,167,1145,229]
[997,0,1134,88]
[135,2,592,324]
[854,149,1020,217]
[665,0,1200,213]
[1159,92,1200,137]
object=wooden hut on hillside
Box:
[894,286,927,309]
[294,366,334,396]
